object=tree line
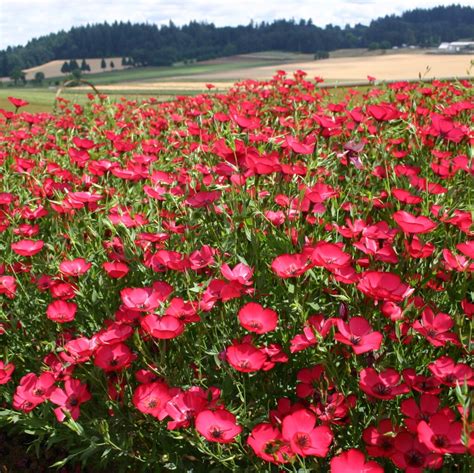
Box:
[1,4,473,76]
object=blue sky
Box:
[0,1,471,49]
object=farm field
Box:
[0,73,473,472]
[22,57,130,81]
[1,51,472,112]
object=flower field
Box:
[0,74,473,472]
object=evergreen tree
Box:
[60,61,70,74]
[80,58,89,71]
[0,5,473,76]
[69,59,79,70]
[110,60,115,68]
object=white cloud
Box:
[0,0,472,49]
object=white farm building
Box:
[438,41,474,53]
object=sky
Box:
[0,0,472,49]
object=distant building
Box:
[438,41,474,52]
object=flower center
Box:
[432,434,448,448]
[294,432,310,448]
[69,396,79,407]
[373,383,391,395]
[210,425,223,439]
[350,336,361,345]
[405,449,424,467]
[147,399,158,409]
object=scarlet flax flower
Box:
[195,409,242,443]
[282,409,333,457]
[334,317,383,354]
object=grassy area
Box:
[0,89,89,113]
[12,59,297,88]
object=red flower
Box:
[330,448,383,473]
[59,258,91,277]
[285,135,315,155]
[359,368,409,400]
[93,343,135,372]
[296,365,325,398]
[221,263,254,286]
[392,431,443,472]
[335,317,382,354]
[132,381,173,420]
[165,386,214,429]
[120,286,164,312]
[363,419,398,457]
[357,271,414,302]
[0,360,14,384]
[417,412,466,455]
[247,423,293,464]
[311,242,352,270]
[404,235,435,259]
[393,210,437,234]
[46,300,77,323]
[238,302,278,334]
[402,369,442,395]
[412,307,459,347]
[49,378,91,422]
[185,190,221,208]
[141,314,185,339]
[8,96,29,108]
[11,239,44,256]
[0,275,17,298]
[428,356,474,387]
[64,337,95,363]
[103,261,130,278]
[271,253,311,278]
[225,342,267,372]
[281,409,333,457]
[13,372,55,412]
[195,409,242,443]
[401,394,441,433]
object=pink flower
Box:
[330,448,383,473]
[195,409,242,443]
[281,409,333,457]
[238,302,278,334]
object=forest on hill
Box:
[1,4,473,77]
